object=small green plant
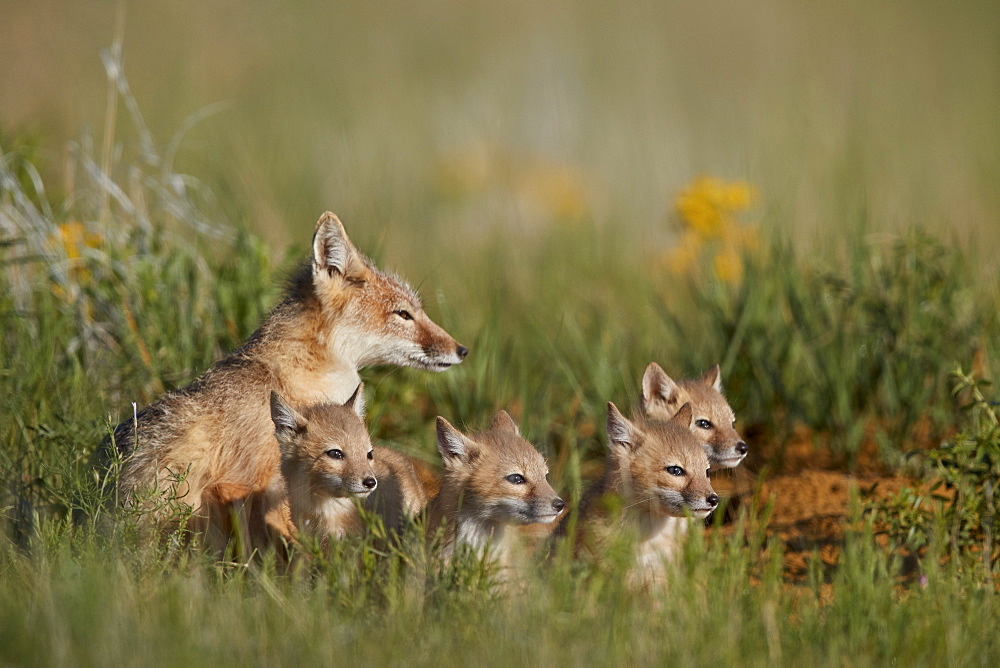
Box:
[867,366,999,575]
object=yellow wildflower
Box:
[674,176,757,239]
[718,180,756,211]
[676,190,724,237]
[665,176,759,285]
[54,221,103,259]
[50,220,103,296]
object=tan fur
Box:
[271,391,427,543]
[428,411,565,567]
[367,447,429,534]
[640,362,748,470]
[556,402,718,584]
[408,456,443,502]
[102,213,465,550]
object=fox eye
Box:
[505,473,526,485]
[695,419,713,429]
[367,451,374,460]
[326,449,344,460]
[394,309,413,321]
[665,465,685,476]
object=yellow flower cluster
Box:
[435,142,590,222]
[49,221,103,303]
[664,177,758,284]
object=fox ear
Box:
[270,391,307,445]
[490,410,520,436]
[640,362,681,415]
[702,364,722,392]
[345,383,366,419]
[436,416,475,467]
[606,402,640,451]
[312,212,363,279]
[671,402,694,429]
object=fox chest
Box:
[635,516,691,572]
[283,366,362,405]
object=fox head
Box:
[309,212,468,371]
[270,386,377,500]
[606,402,718,519]
[435,411,565,526]
[640,362,748,469]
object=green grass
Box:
[3,1,1000,664]
[0,502,996,666]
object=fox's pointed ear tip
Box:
[314,211,346,233]
[703,364,722,389]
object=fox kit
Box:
[560,402,718,582]
[269,389,427,542]
[640,362,748,470]
[103,212,465,546]
[429,411,565,566]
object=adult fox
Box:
[101,212,466,548]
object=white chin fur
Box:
[406,352,463,371]
[689,507,715,519]
[713,454,746,469]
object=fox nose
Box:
[736,441,749,455]
[552,497,566,513]
[456,345,469,360]
[362,477,378,490]
[706,493,719,507]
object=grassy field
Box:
[2,1,999,665]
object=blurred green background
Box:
[4,0,999,254]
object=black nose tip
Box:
[736,441,749,455]
[456,345,469,360]
[706,494,719,507]
[552,498,565,512]
[363,477,377,489]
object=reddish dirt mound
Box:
[710,427,919,582]
[757,470,911,526]
[755,471,911,581]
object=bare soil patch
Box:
[712,427,921,582]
